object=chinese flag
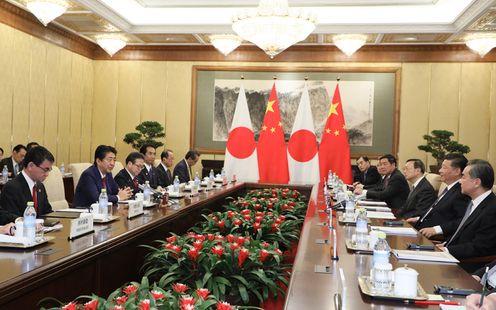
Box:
[319,83,352,184]
[257,82,289,183]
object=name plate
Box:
[69,214,94,240]
[128,200,144,219]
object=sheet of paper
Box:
[358,200,388,206]
[361,206,391,212]
[439,305,465,310]
[366,211,396,219]
[392,249,459,263]
[371,226,418,236]
[56,208,88,213]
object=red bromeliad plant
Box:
[41,277,240,310]
[141,233,288,306]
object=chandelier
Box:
[465,33,496,57]
[232,0,316,58]
[210,34,242,56]
[95,35,127,57]
[333,34,367,57]
[26,0,68,26]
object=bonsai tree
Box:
[124,121,165,150]
[418,130,470,168]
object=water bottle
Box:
[143,181,151,202]
[221,167,227,185]
[173,176,180,193]
[99,188,109,220]
[1,165,8,183]
[194,172,200,187]
[59,162,65,174]
[373,232,390,265]
[355,208,368,247]
[344,199,355,220]
[23,202,36,242]
[209,169,215,180]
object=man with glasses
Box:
[115,152,145,196]
[73,145,132,208]
[0,146,54,220]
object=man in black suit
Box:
[157,149,174,187]
[0,146,54,221]
[353,156,381,188]
[173,150,200,183]
[0,144,27,178]
[138,144,164,189]
[354,154,410,210]
[115,152,145,196]
[73,145,132,207]
[398,159,437,219]
[433,160,496,268]
[409,153,470,232]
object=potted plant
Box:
[123,121,165,150]
[417,130,470,172]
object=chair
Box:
[43,166,68,210]
[493,184,496,193]
[438,182,448,196]
[154,159,161,167]
[112,161,124,177]
[70,163,92,192]
[425,173,442,192]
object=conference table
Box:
[0,182,481,309]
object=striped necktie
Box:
[445,201,473,246]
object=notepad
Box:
[0,235,30,245]
[439,305,465,310]
[371,226,418,236]
[366,211,396,219]
[361,206,392,212]
[358,200,388,206]
[392,250,459,263]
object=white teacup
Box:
[393,266,418,297]
[135,193,144,201]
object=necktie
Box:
[419,187,450,223]
[445,201,473,246]
[32,184,38,212]
[133,177,138,191]
[102,176,107,189]
[167,170,172,183]
[14,164,18,175]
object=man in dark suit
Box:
[0,146,54,221]
[173,150,200,183]
[157,149,174,187]
[354,154,410,210]
[433,160,496,269]
[398,159,437,219]
[73,145,132,208]
[138,144,164,189]
[0,144,27,178]
[115,152,145,196]
[353,156,381,188]
[409,153,470,232]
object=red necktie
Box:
[32,184,38,212]
[102,176,107,189]
[133,177,138,191]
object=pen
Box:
[414,301,461,305]
[480,266,489,306]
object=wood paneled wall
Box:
[0,23,93,165]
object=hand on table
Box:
[419,227,438,238]
[466,293,496,310]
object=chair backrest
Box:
[438,182,448,196]
[425,173,442,192]
[43,166,68,210]
[112,161,124,177]
[493,184,496,193]
[70,163,92,192]
[154,159,161,168]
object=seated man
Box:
[410,153,470,231]
[354,154,410,210]
[73,145,132,207]
[398,159,437,219]
[138,144,163,189]
[157,149,174,187]
[0,144,27,177]
[173,150,200,183]
[0,146,54,220]
[115,152,145,196]
[353,156,381,187]
[433,160,496,266]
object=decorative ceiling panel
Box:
[382,33,451,43]
[56,13,120,33]
[467,8,496,31]
[133,33,200,44]
[323,34,377,44]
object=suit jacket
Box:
[157,163,173,187]
[73,165,119,207]
[354,166,381,187]
[445,192,496,260]
[398,177,437,219]
[366,169,410,210]
[0,208,15,225]
[138,165,161,188]
[0,172,52,220]
[0,156,23,177]
[114,169,140,195]
[173,159,191,183]
[415,182,470,230]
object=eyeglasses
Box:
[36,165,52,173]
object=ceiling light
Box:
[465,33,496,57]
[26,0,68,26]
[210,34,242,56]
[232,0,316,59]
[333,34,367,57]
[95,35,127,57]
